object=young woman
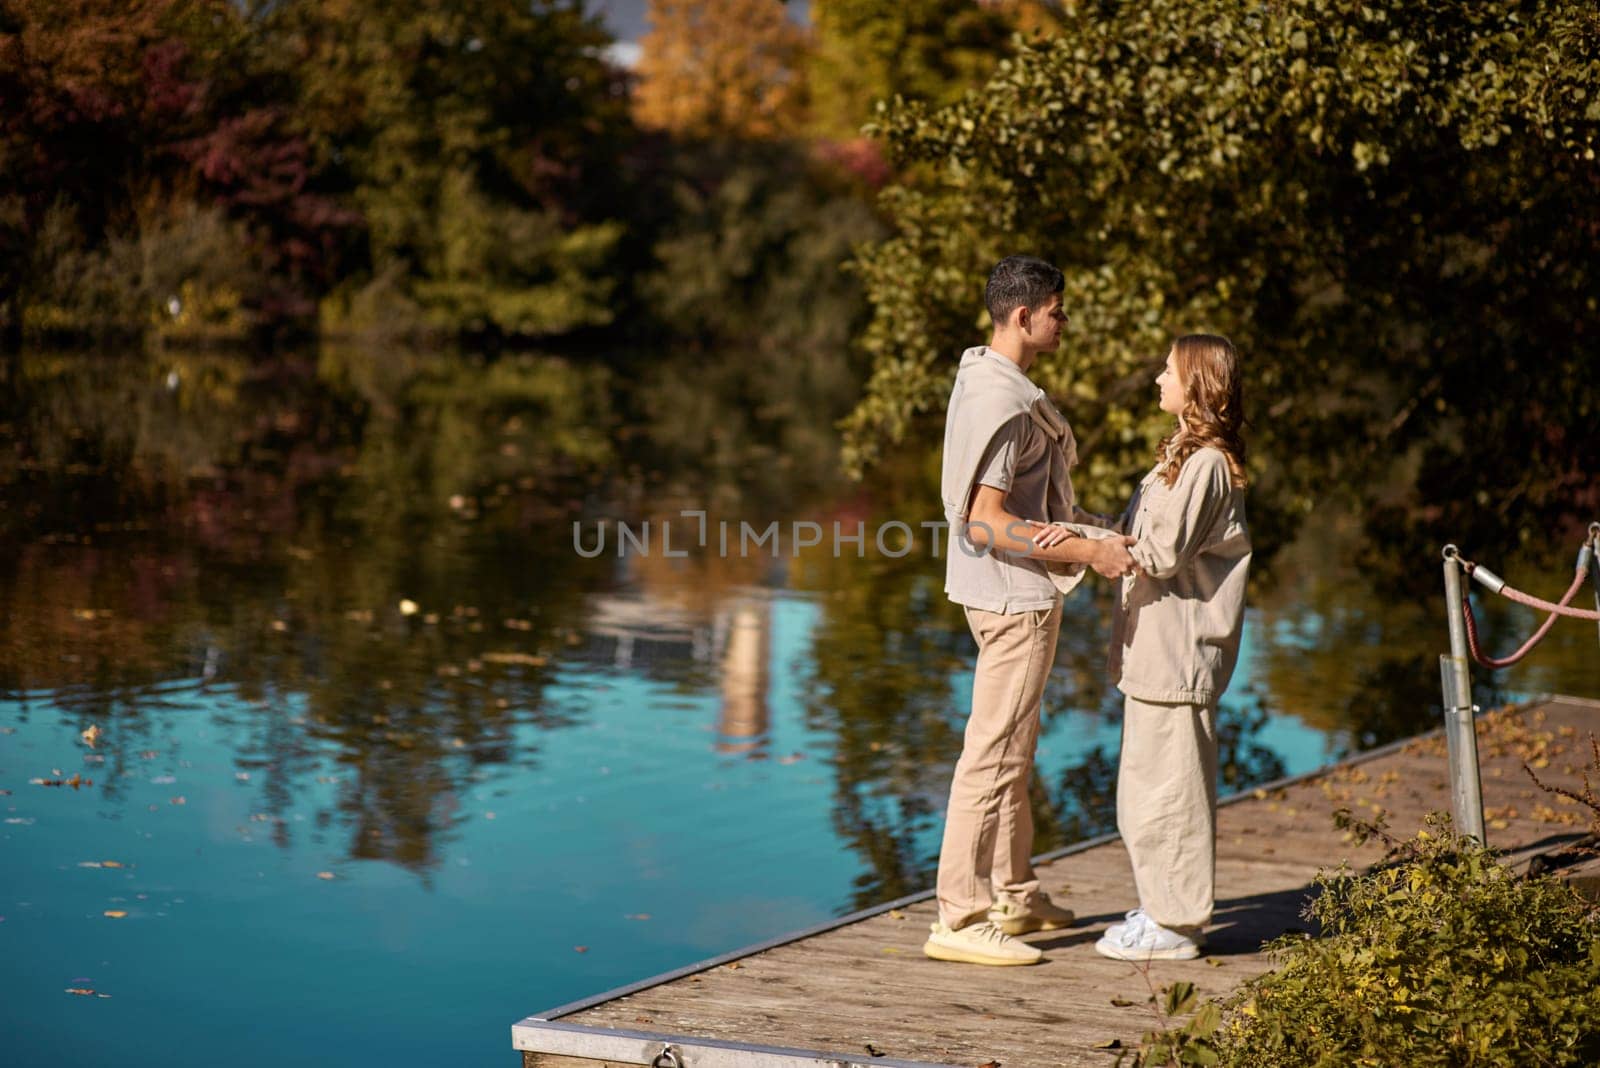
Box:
[1093,333,1252,960]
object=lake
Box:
[2,348,1594,1066]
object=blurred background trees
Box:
[4,0,1597,574]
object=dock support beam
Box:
[1440,552,1486,842]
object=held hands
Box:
[1089,536,1140,579]
[1026,520,1140,579]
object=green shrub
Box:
[1213,816,1600,1067]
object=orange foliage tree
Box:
[632,0,807,139]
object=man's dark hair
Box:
[984,255,1064,325]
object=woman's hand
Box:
[1025,519,1076,549]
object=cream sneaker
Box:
[923,919,1044,966]
[988,890,1077,935]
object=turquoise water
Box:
[3,349,1593,1066]
[0,588,1332,1067]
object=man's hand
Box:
[1088,535,1139,578]
[1025,520,1138,578]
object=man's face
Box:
[1024,294,1067,351]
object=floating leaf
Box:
[573,945,588,953]
[103,910,126,918]
[80,725,102,748]
[625,913,651,921]
[31,774,91,788]
[65,988,96,996]
[481,651,547,666]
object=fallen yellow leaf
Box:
[481,652,547,667]
[103,910,127,919]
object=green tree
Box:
[806,0,1023,140]
[263,0,632,337]
[631,143,883,499]
[844,0,1600,564]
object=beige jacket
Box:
[1109,447,1251,705]
[939,346,1109,605]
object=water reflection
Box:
[717,600,772,757]
[1,346,1595,1065]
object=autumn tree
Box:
[633,0,807,139]
[845,0,1600,574]
[0,0,343,335]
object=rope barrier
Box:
[1445,526,1600,669]
[1461,568,1588,668]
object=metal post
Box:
[1440,548,1486,842]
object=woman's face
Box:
[1156,348,1186,416]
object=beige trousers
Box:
[936,604,1062,929]
[1116,695,1218,930]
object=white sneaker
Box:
[1094,909,1202,961]
[923,919,1044,966]
[1098,906,1147,944]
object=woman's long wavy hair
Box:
[1156,333,1248,489]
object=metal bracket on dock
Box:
[512,1018,958,1068]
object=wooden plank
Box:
[515,697,1600,1068]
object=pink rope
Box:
[1462,566,1597,669]
[1498,582,1600,621]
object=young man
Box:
[926,255,1137,967]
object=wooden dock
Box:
[512,695,1600,1068]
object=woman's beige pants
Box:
[1117,695,1218,930]
[935,604,1061,930]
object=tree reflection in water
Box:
[1,346,610,874]
[1,345,1593,899]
